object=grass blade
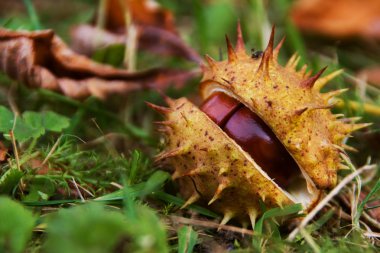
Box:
[22,0,41,30]
[254,203,303,234]
[178,226,198,253]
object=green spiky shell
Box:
[200,27,368,189]
[152,25,368,225]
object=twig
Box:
[71,177,85,202]
[123,3,138,71]
[110,182,123,189]
[8,82,20,116]
[42,136,62,165]
[96,0,107,30]
[363,231,380,238]
[287,165,375,241]
[170,215,254,236]
[77,184,94,198]
[9,131,20,171]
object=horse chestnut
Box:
[150,24,368,226]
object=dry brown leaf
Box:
[70,24,201,63]
[0,141,7,162]
[291,0,380,39]
[103,0,176,34]
[71,0,202,63]
[0,28,199,99]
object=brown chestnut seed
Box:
[199,92,241,126]
[201,92,300,188]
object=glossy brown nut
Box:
[201,92,299,188]
[223,107,299,187]
[200,92,241,126]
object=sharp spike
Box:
[309,103,335,111]
[218,167,229,176]
[225,35,238,63]
[146,102,172,115]
[171,170,182,180]
[181,193,200,209]
[339,163,350,170]
[332,144,346,153]
[155,147,184,162]
[342,144,358,152]
[205,54,217,69]
[208,182,229,205]
[314,69,344,90]
[345,123,372,133]
[235,21,245,53]
[300,66,328,89]
[305,70,312,78]
[248,208,258,229]
[257,26,275,76]
[294,107,308,116]
[322,88,349,101]
[299,64,308,77]
[219,211,234,227]
[334,114,345,119]
[340,116,362,123]
[290,55,301,70]
[265,25,275,58]
[286,53,298,68]
[273,36,285,61]
[185,167,204,177]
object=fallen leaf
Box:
[291,0,380,39]
[71,24,202,63]
[103,0,176,34]
[0,141,7,162]
[0,28,199,99]
[70,0,202,63]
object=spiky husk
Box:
[200,26,367,189]
[155,97,298,224]
[152,24,368,225]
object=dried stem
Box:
[287,165,375,241]
[170,215,254,236]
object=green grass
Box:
[0,0,379,252]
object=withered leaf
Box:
[291,0,380,39]
[103,0,176,34]
[71,24,202,63]
[71,0,202,63]
[0,28,199,99]
[0,141,7,162]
